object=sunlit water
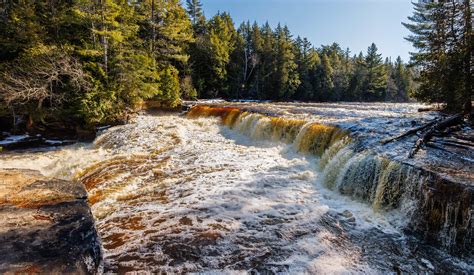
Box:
[0,111,471,273]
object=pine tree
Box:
[391,56,412,102]
[315,53,334,101]
[194,12,237,98]
[294,37,318,100]
[404,0,472,113]
[362,43,387,101]
[186,0,205,28]
[153,0,193,67]
[329,47,349,101]
[347,52,366,101]
[257,22,276,99]
[248,22,264,98]
[271,25,300,99]
[0,0,92,124]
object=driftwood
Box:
[380,119,439,145]
[433,137,474,148]
[426,143,474,163]
[418,107,437,112]
[452,133,474,142]
[431,140,474,151]
[408,114,464,158]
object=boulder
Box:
[0,169,102,273]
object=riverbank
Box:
[0,169,102,273]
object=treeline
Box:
[403,0,472,114]
[0,0,415,131]
[186,0,414,102]
[0,0,192,128]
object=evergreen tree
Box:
[347,52,366,101]
[403,0,472,113]
[315,53,334,101]
[362,43,387,101]
[186,0,205,29]
[0,0,194,127]
[193,12,237,98]
[257,22,277,99]
[294,37,319,100]
[330,48,349,101]
[245,22,264,98]
[271,25,300,99]
[391,56,412,102]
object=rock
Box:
[340,210,353,218]
[0,134,43,150]
[408,173,474,255]
[0,169,102,273]
[420,258,434,270]
[0,133,79,151]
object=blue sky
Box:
[201,0,415,61]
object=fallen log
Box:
[381,119,439,145]
[418,107,437,112]
[425,142,474,162]
[452,133,474,143]
[431,140,474,151]
[408,114,464,158]
[433,137,474,148]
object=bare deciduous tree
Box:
[0,46,90,111]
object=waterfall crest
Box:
[187,105,348,156]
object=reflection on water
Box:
[0,109,472,273]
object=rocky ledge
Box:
[0,169,102,273]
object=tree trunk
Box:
[380,118,439,145]
[463,0,472,116]
[408,114,464,158]
[11,107,16,134]
[91,3,97,48]
[151,0,156,54]
[99,0,108,74]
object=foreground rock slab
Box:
[0,169,102,273]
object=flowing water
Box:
[0,105,472,273]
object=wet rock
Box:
[408,172,474,255]
[0,133,77,150]
[340,210,353,218]
[338,210,356,224]
[420,258,434,270]
[0,134,43,150]
[0,169,102,273]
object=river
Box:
[0,103,472,273]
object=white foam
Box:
[0,110,467,273]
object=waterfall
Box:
[319,145,425,211]
[186,105,473,254]
[187,105,347,156]
[187,105,418,210]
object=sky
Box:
[201,0,415,61]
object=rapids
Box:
[0,110,472,273]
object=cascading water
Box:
[188,105,348,156]
[187,106,419,211]
[0,104,472,273]
[187,105,474,254]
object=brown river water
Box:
[0,102,472,273]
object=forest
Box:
[0,0,471,132]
